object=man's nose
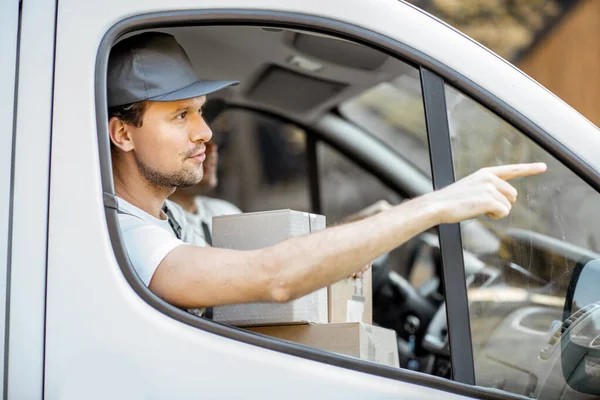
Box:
[190,115,213,143]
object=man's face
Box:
[126,96,212,188]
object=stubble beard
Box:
[134,153,203,189]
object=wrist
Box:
[416,192,446,226]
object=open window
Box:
[103,22,461,378]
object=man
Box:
[108,32,546,314]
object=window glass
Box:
[339,65,431,178]
[446,84,600,398]
[211,110,311,213]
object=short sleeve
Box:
[119,215,185,286]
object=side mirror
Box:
[560,258,600,395]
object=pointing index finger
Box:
[485,163,547,181]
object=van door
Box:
[48,2,465,399]
[47,0,587,398]
[50,2,465,398]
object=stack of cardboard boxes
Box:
[212,209,399,368]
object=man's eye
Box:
[177,111,187,120]
[198,108,204,116]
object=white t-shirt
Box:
[117,197,206,286]
[182,196,242,241]
[117,196,240,317]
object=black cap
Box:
[107,32,238,108]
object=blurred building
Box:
[408,0,600,127]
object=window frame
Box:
[94,9,600,399]
[421,67,474,383]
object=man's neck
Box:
[113,160,173,219]
[168,190,198,214]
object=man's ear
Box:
[108,117,134,152]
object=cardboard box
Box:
[246,323,399,368]
[329,269,372,325]
[211,210,372,326]
[213,209,326,251]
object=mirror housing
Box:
[559,258,600,396]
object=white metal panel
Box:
[46,0,480,399]
[0,1,20,398]
[8,0,56,398]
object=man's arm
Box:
[149,163,546,309]
[341,199,393,224]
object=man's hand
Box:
[348,263,371,279]
[425,163,547,225]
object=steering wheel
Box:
[372,254,438,344]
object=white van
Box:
[2,0,600,399]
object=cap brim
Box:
[148,80,239,103]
